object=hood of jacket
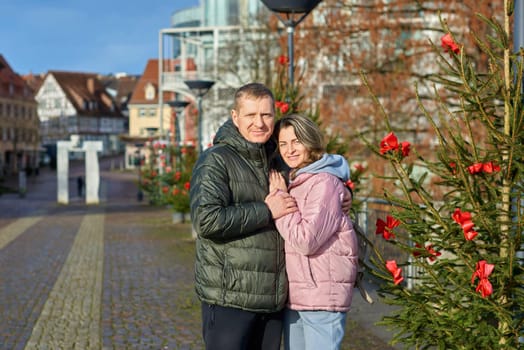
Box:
[295,153,350,182]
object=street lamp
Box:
[184,80,215,154]
[166,100,190,146]
[166,100,190,171]
[260,0,322,86]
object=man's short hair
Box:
[233,83,274,111]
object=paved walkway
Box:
[0,158,201,350]
[0,156,401,350]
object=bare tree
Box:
[214,13,282,88]
[264,0,505,195]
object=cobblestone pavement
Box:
[0,159,203,350]
[0,157,400,350]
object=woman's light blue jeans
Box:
[283,308,347,350]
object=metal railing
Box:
[355,197,423,290]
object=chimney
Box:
[87,77,95,94]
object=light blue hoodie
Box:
[295,153,350,182]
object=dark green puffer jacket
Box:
[189,119,287,313]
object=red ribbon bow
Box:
[386,260,404,285]
[413,243,442,262]
[376,215,400,240]
[451,208,478,241]
[467,161,501,174]
[471,260,494,298]
[379,132,411,158]
[441,33,460,56]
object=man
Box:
[190,82,297,350]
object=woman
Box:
[269,114,358,350]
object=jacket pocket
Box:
[331,255,358,283]
[301,256,317,288]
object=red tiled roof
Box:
[47,70,123,117]
[129,58,196,105]
[100,74,139,107]
[0,54,35,101]
[22,72,45,94]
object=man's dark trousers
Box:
[201,301,283,350]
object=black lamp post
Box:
[260,0,322,86]
[184,80,215,154]
[166,100,190,171]
[166,100,190,146]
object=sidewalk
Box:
[0,156,402,350]
[0,158,203,349]
[349,280,402,349]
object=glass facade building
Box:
[171,0,267,28]
[162,0,272,149]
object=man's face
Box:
[231,96,275,144]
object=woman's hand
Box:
[269,170,287,193]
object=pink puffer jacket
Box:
[275,172,358,312]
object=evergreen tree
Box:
[361,1,523,348]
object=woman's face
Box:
[278,126,309,169]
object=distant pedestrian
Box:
[77,176,84,197]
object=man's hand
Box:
[342,187,353,214]
[265,190,298,219]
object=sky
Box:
[1,0,200,76]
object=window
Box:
[227,0,239,25]
[145,83,155,100]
